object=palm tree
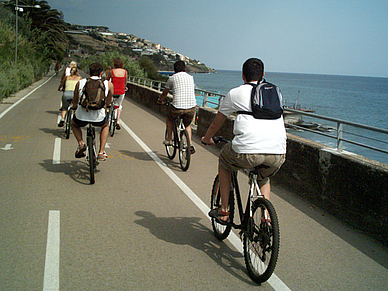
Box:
[4,0,69,60]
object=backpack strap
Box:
[236,81,260,116]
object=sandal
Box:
[98,151,108,161]
[116,123,121,130]
[75,143,86,158]
[209,208,230,225]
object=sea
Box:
[190,70,388,164]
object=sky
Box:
[47,0,388,78]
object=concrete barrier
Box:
[127,82,388,245]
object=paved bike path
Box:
[0,71,387,290]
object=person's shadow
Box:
[134,211,258,285]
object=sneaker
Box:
[98,151,108,161]
[163,140,173,146]
[116,123,121,130]
[58,119,65,127]
[190,145,196,154]
[75,143,86,158]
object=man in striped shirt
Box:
[158,61,197,154]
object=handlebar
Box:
[156,100,170,106]
[202,136,229,145]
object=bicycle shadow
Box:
[39,159,99,185]
[134,211,258,286]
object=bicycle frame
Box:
[174,117,185,144]
[230,170,263,231]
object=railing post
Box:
[202,93,209,107]
[337,122,343,152]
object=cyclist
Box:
[71,62,114,161]
[61,61,77,84]
[201,58,286,224]
[106,58,128,130]
[57,67,81,127]
[158,60,197,154]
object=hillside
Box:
[66,25,215,73]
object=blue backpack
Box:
[238,79,283,119]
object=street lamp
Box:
[14,0,41,65]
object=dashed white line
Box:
[43,210,60,291]
[53,138,61,164]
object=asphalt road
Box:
[0,71,387,291]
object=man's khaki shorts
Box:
[219,142,286,187]
[168,105,196,127]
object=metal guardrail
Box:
[128,76,223,107]
[128,76,388,162]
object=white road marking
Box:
[43,210,60,291]
[53,138,61,164]
[1,144,14,151]
[121,121,291,291]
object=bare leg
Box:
[116,108,122,123]
[72,123,84,146]
[260,182,271,200]
[99,125,109,153]
[166,117,173,141]
[218,164,232,222]
[185,124,192,144]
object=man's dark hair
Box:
[174,60,186,73]
[242,58,264,82]
[89,62,104,76]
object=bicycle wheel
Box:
[109,109,116,137]
[87,135,95,184]
[210,175,235,240]
[165,129,177,159]
[64,108,72,139]
[243,197,279,283]
[178,129,191,171]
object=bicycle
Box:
[158,100,191,171]
[86,123,99,184]
[108,96,120,137]
[208,137,280,284]
[64,101,75,139]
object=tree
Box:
[4,0,69,61]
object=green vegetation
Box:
[77,52,147,79]
[0,1,68,100]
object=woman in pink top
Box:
[107,58,127,130]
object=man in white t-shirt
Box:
[158,61,197,154]
[201,58,286,224]
[71,62,114,161]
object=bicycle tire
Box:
[243,197,279,283]
[178,129,191,171]
[165,129,177,159]
[64,108,72,139]
[87,135,95,184]
[210,175,235,240]
[109,109,116,137]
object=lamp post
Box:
[14,0,41,65]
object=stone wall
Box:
[127,82,388,244]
